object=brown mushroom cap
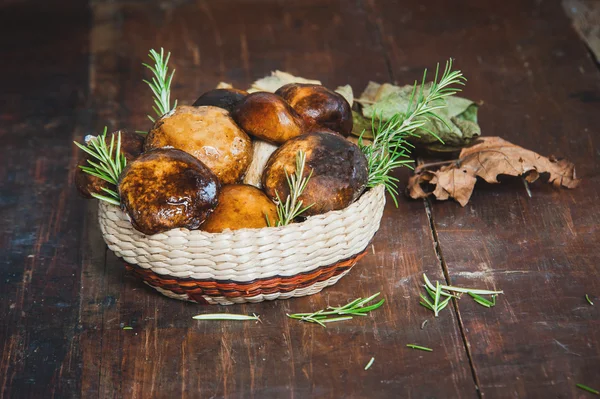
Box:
[231,92,307,145]
[75,129,145,199]
[262,130,368,217]
[200,184,278,233]
[192,88,248,113]
[275,83,353,137]
[118,148,220,235]
[145,105,252,184]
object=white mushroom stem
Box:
[243,140,279,188]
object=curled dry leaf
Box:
[407,136,580,206]
[248,70,321,93]
[334,84,354,107]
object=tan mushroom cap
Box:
[200,184,278,233]
[145,105,253,184]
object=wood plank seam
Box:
[364,0,482,395]
[425,198,484,399]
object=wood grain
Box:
[0,1,90,398]
[1,0,600,398]
[370,0,600,397]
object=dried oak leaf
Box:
[407,136,580,206]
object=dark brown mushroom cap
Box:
[275,83,353,137]
[200,184,278,233]
[231,92,307,144]
[262,130,368,217]
[192,88,248,113]
[118,148,220,235]
[75,129,145,199]
[144,105,253,184]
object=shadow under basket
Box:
[98,185,386,305]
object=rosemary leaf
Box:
[437,296,452,313]
[320,316,354,324]
[441,284,503,295]
[434,282,442,317]
[586,294,594,306]
[423,273,456,298]
[364,357,375,370]
[406,344,433,352]
[192,313,261,322]
[576,383,599,395]
[469,292,496,307]
[90,193,121,206]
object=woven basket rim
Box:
[104,184,385,238]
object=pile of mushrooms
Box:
[76,81,369,235]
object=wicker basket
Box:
[98,185,386,304]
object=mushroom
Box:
[243,140,279,188]
[275,83,353,136]
[200,184,278,233]
[192,88,247,113]
[145,105,252,184]
[75,129,145,198]
[262,130,368,217]
[231,92,307,144]
[118,148,220,235]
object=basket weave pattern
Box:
[98,185,385,304]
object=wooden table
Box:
[2,0,599,397]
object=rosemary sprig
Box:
[364,357,375,370]
[420,281,452,317]
[192,313,261,322]
[74,127,127,206]
[406,344,433,352]
[585,294,594,306]
[269,151,314,227]
[143,48,177,123]
[420,273,502,317]
[358,59,465,205]
[287,292,385,327]
[423,273,503,296]
[576,383,599,395]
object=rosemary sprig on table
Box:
[585,294,594,306]
[364,357,375,370]
[358,59,465,205]
[469,292,497,308]
[406,344,433,352]
[420,273,503,317]
[420,281,453,317]
[287,292,385,327]
[74,127,127,206]
[268,151,314,227]
[143,48,177,122]
[192,313,261,322]
[576,383,599,395]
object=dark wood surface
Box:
[1,0,599,398]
